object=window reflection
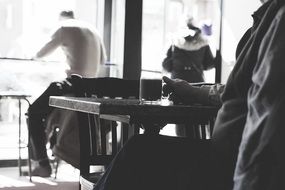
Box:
[0,0,101,96]
[142,0,221,82]
[0,0,101,161]
[110,0,126,78]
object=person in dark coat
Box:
[162,17,215,83]
[162,18,216,137]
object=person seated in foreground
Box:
[93,0,285,190]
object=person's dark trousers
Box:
[28,78,73,161]
[94,134,211,190]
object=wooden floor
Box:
[0,120,79,189]
[0,110,177,190]
[0,163,80,189]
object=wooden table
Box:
[49,96,219,135]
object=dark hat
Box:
[60,10,74,18]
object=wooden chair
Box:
[70,74,140,190]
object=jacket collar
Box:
[252,0,272,30]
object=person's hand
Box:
[162,76,195,104]
[162,76,209,105]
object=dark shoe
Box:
[31,164,52,177]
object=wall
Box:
[221,0,261,83]
[224,0,260,42]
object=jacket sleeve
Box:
[233,5,285,190]
[162,46,173,72]
[200,84,224,106]
[203,45,215,70]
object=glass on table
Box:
[139,77,162,104]
[139,70,173,105]
[161,72,173,105]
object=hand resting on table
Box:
[162,76,211,105]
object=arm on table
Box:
[162,76,224,106]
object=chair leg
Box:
[27,141,32,181]
[25,112,32,182]
[54,157,61,179]
[200,125,207,139]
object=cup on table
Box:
[139,78,162,104]
[161,75,173,105]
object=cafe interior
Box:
[0,0,275,189]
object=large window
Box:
[141,0,221,82]
[0,0,105,162]
[0,0,103,98]
[0,0,104,133]
[109,0,126,78]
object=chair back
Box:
[71,74,139,176]
[72,74,139,99]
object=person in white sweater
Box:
[28,10,106,177]
[35,10,106,78]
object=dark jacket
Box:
[162,34,215,82]
[211,1,285,190]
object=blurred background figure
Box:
[28,10,106,177]
[162,17,215,83]
[35,10,106,77]
[162,17,215,137]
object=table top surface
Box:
[49,96,219,124]
[0,91,31,98]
